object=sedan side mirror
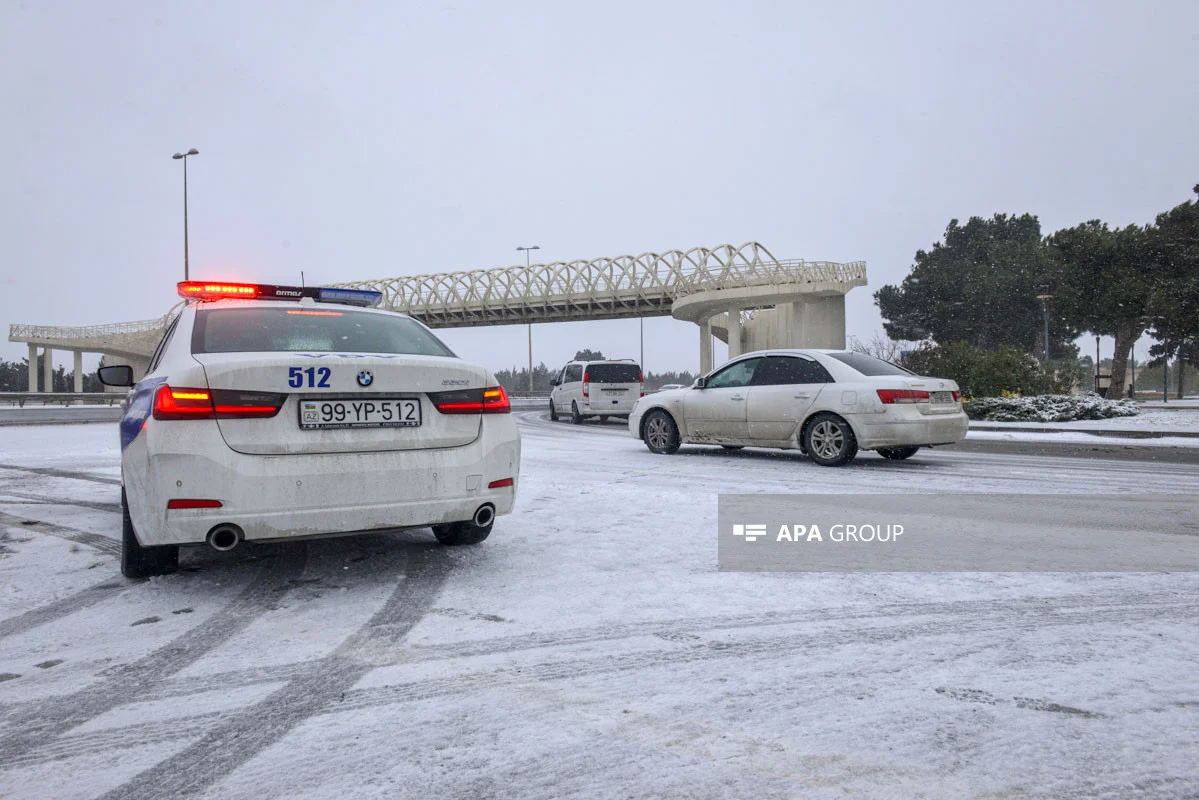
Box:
[694,377,706,389]
[97,365,135,387]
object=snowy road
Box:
[1,418,1197,799]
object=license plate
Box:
[299,398,421,430]
[931,391,954,404]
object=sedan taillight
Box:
[152,385,285,420]
[430,385,511,414]
[876,389,931,405]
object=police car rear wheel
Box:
[877,446,920,460]
[121,488,179,579]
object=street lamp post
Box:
[1036,288,1053,367]
[516,246,540,393]
[172,148,199,280]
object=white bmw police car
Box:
[100,281,521,578]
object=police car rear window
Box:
[192,307,456,357]
[585,364,640,383]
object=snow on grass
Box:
[965,393,1140,422]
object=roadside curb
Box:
[969,424,1199,440]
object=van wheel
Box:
[121,488,179,579]
[570,402,583,425]
[432,521,492,546]
[643,409,681,455]
[878,446,920,461]
[599,415,609,423]
[549,399,559,422]
[803,414,858,467]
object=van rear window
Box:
[585,364,640,383]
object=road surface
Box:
[1,417,1197,799]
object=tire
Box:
[432,520,492,546]
[549,399,559,422]
[599,415,609,423]
[570,402,583,425]
[721,445,744,451]
[643,409,681,455]
[121,488,179,579]
[802,413,859,467]
[877,446,920,461]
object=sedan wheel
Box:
[643,410,681,455]
[877,446,920,460]
[803,414,858,467]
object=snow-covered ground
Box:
[1,417,1198,799]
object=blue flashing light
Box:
[317,288,383,307]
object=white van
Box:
[550,360,643,423]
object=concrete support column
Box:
[43,348,54,392]
[28,344,38,392]
[727,308,742,359]
[73,351,84,393]
[698,319,712,375]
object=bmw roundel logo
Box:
[357,370,374,387]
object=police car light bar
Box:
[177,282,383,307]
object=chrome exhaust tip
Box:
[207,524,243,552]
[472,504,495,528]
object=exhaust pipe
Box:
[207,524,243,552]
[472,504,495,528]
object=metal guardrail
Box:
[0,392,125,407]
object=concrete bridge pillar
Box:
[727,309,742,359]
[793,296,846,349]
[42,348,54,393]
[698,319,712,375]
[73,351,84,393]
[28,344,38,392]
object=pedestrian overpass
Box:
[9,242,866,390]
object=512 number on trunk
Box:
[289,366,331,388]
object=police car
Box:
[100,281,521,578]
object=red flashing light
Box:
[167,499,223,509]
[178,282,260,301]
[488,478,515,489]
[876,389,931,405]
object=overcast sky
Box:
[3,0,1197,374]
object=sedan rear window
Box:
[585,364,641,383]
[192,307,456,357]
[825,352,913,376]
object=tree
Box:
[876,214,1076,357]
[1048,222,1155,397]
[1145,184,1199,399]
[572,349,605,361]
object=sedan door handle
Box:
[793,394,811,399]
[730,394,744,401]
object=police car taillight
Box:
[430,385,511,414]
[153,386,286,420]
[177,281,382,307]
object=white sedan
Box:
[100,281,521,578]
[628,349,968,466]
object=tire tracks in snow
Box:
[0,464,121,486]
[12,596,1194,770]
[0,510,120,556]
[0,578,125,640]
[95,542,452,800]
[0,542,309,763]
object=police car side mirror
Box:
[97,365,135,387]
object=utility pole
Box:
[172,148,199,280]
[516,245,540,393]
